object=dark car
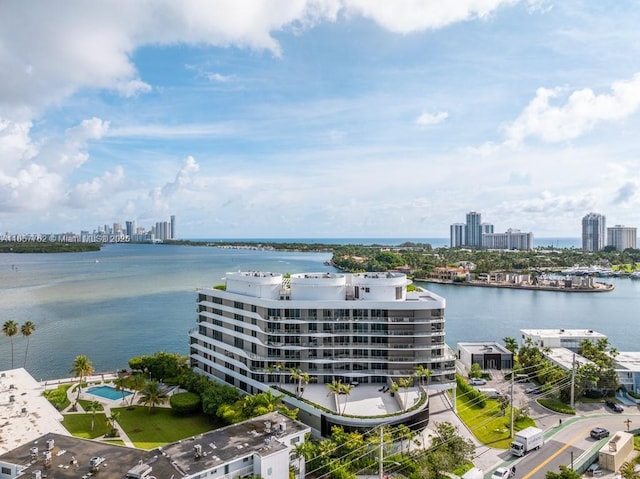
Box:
[605,401,624,412]
[590,427,610,440]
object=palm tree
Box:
[326,380,344,415]
[127,373,146,407]
[138,380,168,412]
[2,320,19,368]
[114,376,129,403]
[619,461,640,479]
[86,400,101,431]
[413,365,431,392]
[290,368,311,398]
[20,321,35,368]
[503,336,519,354]
[398,376,414,410]
[70,355,94,401]
[107,410,120,437]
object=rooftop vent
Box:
[194,444,202,459]
[30,447,38,457]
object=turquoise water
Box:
[0,241,632,381]
[88,385,132,400]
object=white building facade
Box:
[190,271,454,433]
[481,229,534,250]
[607,225,637,251]
[582,212,606,251]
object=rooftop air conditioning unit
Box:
[46,439,54,450]
[30,447,38,457]
[43,451,52,461]
[9,384,15,389]
[279,422,286,433]
[9,395,15,403]
[194,444,202,458]
[32,471,42,479]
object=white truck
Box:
[510,426,544,456]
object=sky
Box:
[2,1,640,239]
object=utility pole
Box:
[510,371,515,439]
[379,427,384,479]
[570,353,576,410]
[570,451,574,470]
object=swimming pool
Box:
[87,385,132,401]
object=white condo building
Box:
[482,229,534,250]
[190,271,454,434]
[607,225,637,252]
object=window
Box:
[291,436,300,444]
[234,301,244,309]
[395,286,402,299]
[2,467,11,475]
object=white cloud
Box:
[150,156,201,210]
[207,73,233,83]
[504,73,640,144]
[415,111,448,126]
[65,166,127,208]
[343,0,518,33]
[108,123,238,139]
[0,1,519,118]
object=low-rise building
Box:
[613,352,640,394]
[598,431,634,472]
[542,347,594,372]
[457,342,513,371]
[0,412,310,479]
[520,329,606,352]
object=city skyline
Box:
[2,3,640,237]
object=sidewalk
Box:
[61,377,136,448]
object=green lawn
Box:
[456,390,536,449]
[62,413,109,439]
[78,399,105,411]
[113,406,219,449]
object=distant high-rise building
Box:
[170,215,176,240]
[466,211,482,247]
[607,225,637,251]
[450,223,466,247]
[582,213,606,251]
[482,229,534,250]
[479,223,494,248]
[125,220,136,238]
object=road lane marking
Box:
[522,427,592,479]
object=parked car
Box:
[605,401,624,412]
[590,427,610,440]
[525,386,542,394]
[586,463,603,476]
[490,467,511,479]
[469,378,487,386]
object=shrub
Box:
[538,398,575,415]
[628,390,640,399]
[170,392,201,414]
[456,375,486,408]
[43,385,71,410]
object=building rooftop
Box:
[0,432,176,479]
[521,329,606,339]
[457,342,512,355]
[0,368,70,455]
[160,412,310,477]
[544,348,594,371]
[614,352,640,372]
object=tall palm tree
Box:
[398,376,414,410]
[138,380,168,413]
[21,321,35,368]
[2,320,19,368]
[107,410,120,437]
[413,365,431,390]
[128,373,146,407]
[326,380,343,415]
[70,355,94,401]
[86,400,101,431]
[114,376,129,404]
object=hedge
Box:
[170,392,202,414]
[538,398,575,415]
[456,375,486,408]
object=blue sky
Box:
[2,1,640,239]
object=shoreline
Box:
[415,278,615,293]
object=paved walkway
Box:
[57,376,136,448]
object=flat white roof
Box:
[544,348,594,370]
[521,329,606,339]
[457,342,512,355]
[0,368,69,454]
[614,352,640,372]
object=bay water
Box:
[1,241,635,381]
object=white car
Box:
[469,378,487,385]
[491,467,510,479]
